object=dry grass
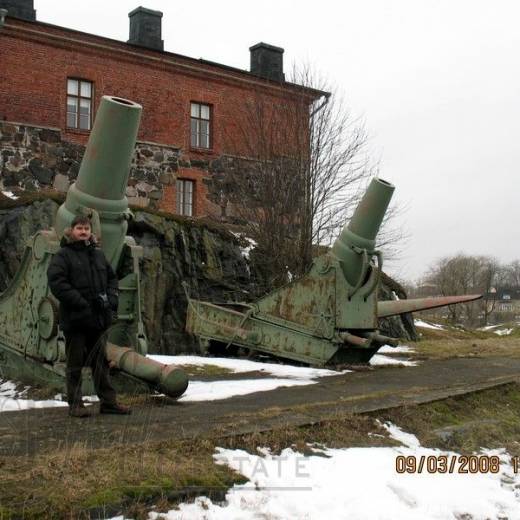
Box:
[178,364,234,377]
[0,437,244,519]
[0,409,400,518]
[379,383,520,454]
[412,337,520,360]
[4,310,520,519]
[4,384,520,518]
[410,323,520,360]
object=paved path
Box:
[1,357,520,457]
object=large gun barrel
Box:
[330,177,394,287]
[186,175,483,366]
[0,94,190,399]
[106,344,189,398]
[54,95,142,268]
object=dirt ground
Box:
[3,329,520,518]
[2,356,520,458]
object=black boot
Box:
[99,402,131,415]
[69,402,91,418]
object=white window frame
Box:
[190,102,211,149]
[176,179,195,216]
[67,78,93,130]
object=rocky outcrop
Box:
[125,212,251,354]
[0,194,252,354]
[0,195,416,355]
[0,196,58,289]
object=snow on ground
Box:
[0,357,348,411]
[369,355,417,367]
[148,355,344,379]
[480,324,500,331]
[414,319,445,330]
[1,190,18,199]
[494,328,513,336]
[144,423,520,520]
[0,380,68,413]
[179,378,315,402]
[231,232,257,259]
[478,324,516,335]
[379,420,421,448]
[378,345,414,354]
[150,355,348,402]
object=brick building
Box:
[0,1,324,217]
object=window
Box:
[67,79,93,130]
[176,179,194,216]
[190,102,211,148]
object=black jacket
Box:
[47,233,119,332]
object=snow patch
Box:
[1,190,18,199]
[494,328,513,336]
[378,345,414,354]
[0,379,99,413]
[479,324,500,331]
[149,355,348,402]
[370,355,417,367]
[379,420,421,448]
[148,442,520,520]
[148,355,346,379]
[414,319,445,330]
[231,233,257,260]
[179,378,316,402]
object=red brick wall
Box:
[159,168,209,215]
[0,18,314,216]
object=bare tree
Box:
[422,254,500,326]
[220,66,398,292]
[501,260,520,287]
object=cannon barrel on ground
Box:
[105,344,189,398]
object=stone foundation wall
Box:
[0,121,216,214]
[0,121,254,220]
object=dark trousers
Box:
[64,329,116,407]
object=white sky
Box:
[32,0,520,281]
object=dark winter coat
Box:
[47,231,119,332]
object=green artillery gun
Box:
[186,178,480,365]
[0,96,188,398]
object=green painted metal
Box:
[55,96,141,270]
[0,95,189,399]
[0,342,152,400]
[186,178,482,366]
[106,343,188,398]
[377,294,481,317]
[331,177,393,287]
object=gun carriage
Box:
[0,96,188,398]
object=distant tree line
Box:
[406,255,520,327]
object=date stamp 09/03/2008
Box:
[395,455,520,475]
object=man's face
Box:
[71,223,92,241]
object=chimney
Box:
[249,42,285,82]
[127,6,164,51]
[0,0,36,21]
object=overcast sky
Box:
[33,0,520,282]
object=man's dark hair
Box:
[70,215,91,228]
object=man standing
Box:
[47,215,131,417]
